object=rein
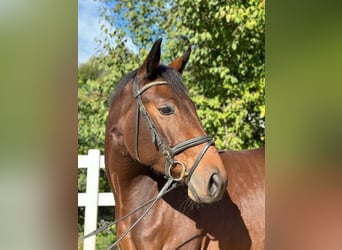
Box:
[106,177,176,250]
[82,77,215,248]
[82,177,179,249]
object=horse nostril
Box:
[207,173,223,198]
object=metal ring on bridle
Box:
[167,161,187,181]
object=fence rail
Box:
[78,149,115,250]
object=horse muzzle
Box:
[187,169,227,203]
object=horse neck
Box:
[106,145,159,207]
[106,89,154,208]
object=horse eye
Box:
[158,105,174,115]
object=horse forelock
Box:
[109,65,188,106]
[156,65,189,96]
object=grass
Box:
[78,224,116,250]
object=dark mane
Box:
[109,65,188,106]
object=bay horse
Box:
[105,39,265,249]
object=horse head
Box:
[106,39,227,203]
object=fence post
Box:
[83,149,101,250]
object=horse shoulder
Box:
[219,149,265,249]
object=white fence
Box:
[78,149,115,250]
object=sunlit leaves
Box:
[80,0,264,151]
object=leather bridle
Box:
[133,76,214,183]
[82,76,215,249]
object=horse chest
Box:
[119,203,203,249]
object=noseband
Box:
[133,76,214,183]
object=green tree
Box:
[78,58,113,239]
[93,0,265,150]
[78,56,108,154]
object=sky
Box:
[78,0,138,65]
[78,0,105,65]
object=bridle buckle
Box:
[168,161,187,181]
[162,149,171,159]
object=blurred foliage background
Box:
[78,0,264,248]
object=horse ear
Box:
[138,38,162,79]
[168,47,191,74]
